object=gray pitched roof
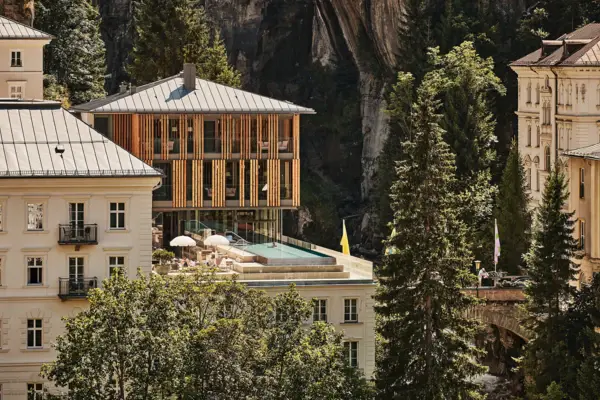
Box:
[0,15,53,39]
[0,100,160,178]
[511,24,600,67]
[71,75,316,114]
[564,143,600,160]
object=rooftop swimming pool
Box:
[244,243,336,266]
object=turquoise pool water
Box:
[245,243,327,259]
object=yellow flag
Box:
[340,220,350,255]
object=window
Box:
[344,341,358,368]
[559,83,565,105]
[109,202,125,229]
[9,84,23,99]
[582,84,587,102]
[109,256,125,277]
[544,147,551,172]
[527,125,531,146]
[344,299,358,323]
[536,83,540,104]
[542,101,551,125]
[27,257,43,285]
[526,169,531,190]
[536,168,540,192]
[536,126,541,147]
[27,203,43,230]
[0,203,3,231]
[580,220,586,250]
[27,383,43,400]
[580,168,585,199]
[11,50,22,67]
[313,299,327,322]
[568,83,573,105]
[526,81,532,103]
[69,257,84,281]
[27,319,42,348]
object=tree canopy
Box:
[42,270,372,399]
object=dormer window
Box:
[10,50,22,67]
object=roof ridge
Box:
[0,14,54,39]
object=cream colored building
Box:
[511,25,600,281]
[0,15,51,100]
[0,100,161,399]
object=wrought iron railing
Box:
[58,224,98,245]
[58,277,98,299]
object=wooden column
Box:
[292,114,300,159]
[267,114,279,159]
[131,114,140,157]
[267,159,280,207]
[250,159,259,207]
[240,115,251,158]
[160,115,168,160]
[193,115,203,158]
[179,115,187,158]
[191,160,203,207]
[212,160,226,207]
[257,115,263,159]
[172,160,187,208]
[239,160,245,207]
[141,115,153,159]
[292,159,300,207]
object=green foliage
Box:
[375,70,485,400]
[495,140,532,274]
[42,270,372,399]
[396,0,433,82]
[43,75,71,109]
[130,0,240,87]
[523,165,579,398]
[36,0,106,105]
[152,248,175,264]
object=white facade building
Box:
[0,16,52,100]
[0,100,161,399]
[511,24,600,206]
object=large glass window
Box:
[204,120,218,153]
[281,161,292,200]
[203,162,213,199]
[226,162,239,200]
[153,162,172,201]
[153,118,162,154]
[344,342,358,368]
[27,319,42,348]
[27,203,43,231]
[27,257,43,285]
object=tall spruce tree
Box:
[396,0,433,82]
[495,140,532,274]
[36,0,106,105]
[375,71,485,400]
[131,0,240,87]
[523,165,578,397]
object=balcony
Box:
[58,224,98,245]
[58,277,98,300]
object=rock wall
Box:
[0,0,34,25]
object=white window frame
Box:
[344,298,358,323]
[27,383,44,400]
[26,319,43,349]
[26,202,45,231]
[312,299,327,322]
[9,83,23,99]
[344,341,358,368]
[10,49,22,68]
[26,256,44,286]
[108,201,126,230]
[108,255,126,277]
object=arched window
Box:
[536,83,540,104]
[526,168,531,190]
[544,146,551,172]
[527,81,532,103]
[545,76,550,88]
[527,125,532,146]
[536,126,541,147]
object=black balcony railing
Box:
[58,224,98,245]
[58,277,98,299]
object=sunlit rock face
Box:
[0,0,34,25]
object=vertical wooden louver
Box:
[249,159,259,207]
[239,160,245,207]
[267,159,280,207]
[267,114,279,159]
[256,115,263,160]
[131,114,140,157]
[179,115,188,158]
[112,114,133,151]
[140,114,154,160]
[240,115,251,158]
[191,160,203,207]
[160,115,169,160]
[193,115,203,158]
[172,160,187,208]
[212,160,226,207]
[292,159,300,206]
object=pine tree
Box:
[396,0,433,82]
[523,165,578,397]
[36,0,106,105]
[495,140,532,274]
[131,0,240,87]
[375,71,485,400]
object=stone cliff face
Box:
[96,0,403,249]
[0,0,34,25]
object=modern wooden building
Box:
[72,64,315,246]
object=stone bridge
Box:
[463,287,531,341]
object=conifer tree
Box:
[523,165,578,396]
[395,0,433,82]
[36,0,106,105]
[375,71,485,400]
[131,0,240,87]
[495,140,532,274]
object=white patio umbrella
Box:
[170,235,197,247]
[204,234,230,247]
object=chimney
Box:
[130,86,137,94]
[183,63,196,91]
[119,82,128,94]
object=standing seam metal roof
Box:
[71,75,316,114]
[0,15,53,39]
[0,101,161,178]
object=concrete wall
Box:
[0,39,48,100]
[0,176,157,399]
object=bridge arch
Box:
[466,305,531,342]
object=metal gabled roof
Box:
[0,15,53,40]
[0,100,160,178]
[564,143,600,160]
[71,75,316,115]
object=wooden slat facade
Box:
[104,113,302,209]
